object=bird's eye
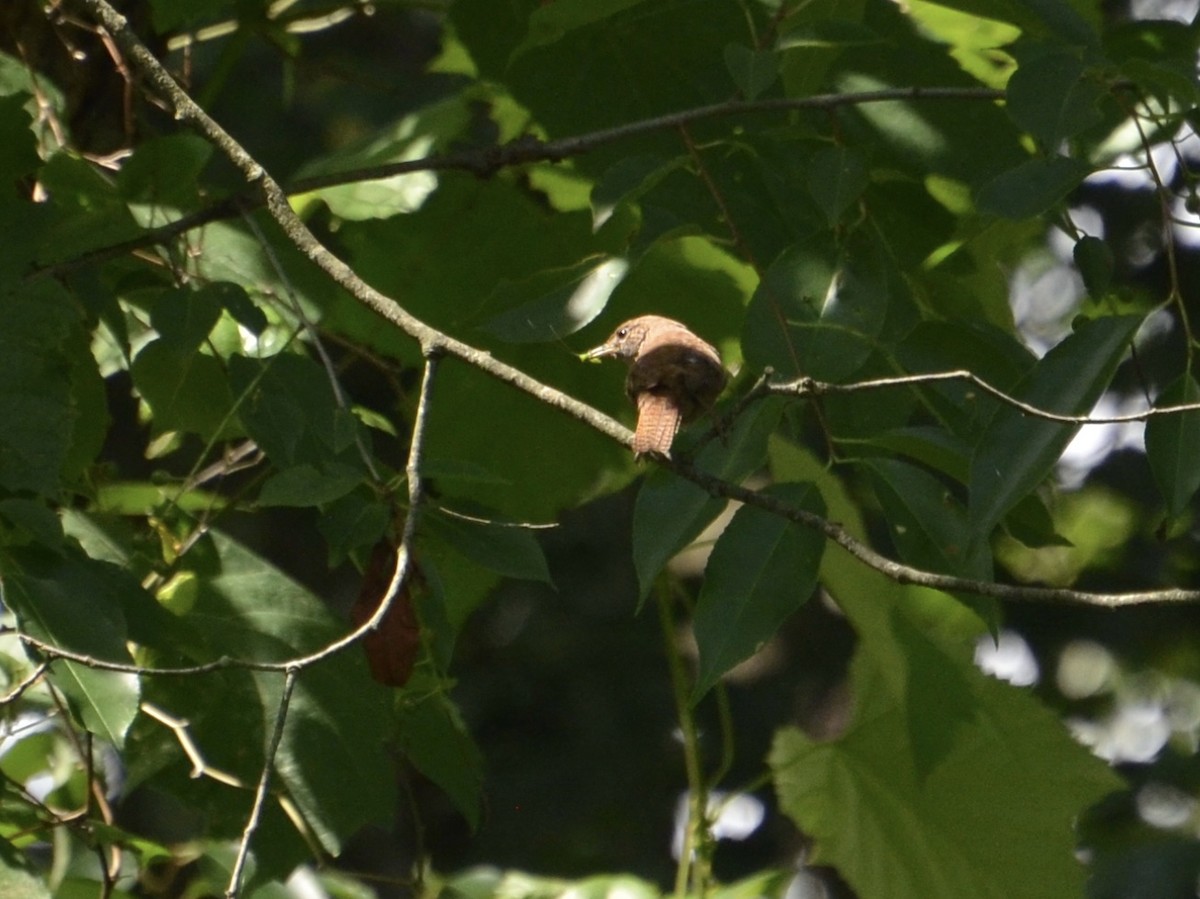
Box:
[617,328,629,339]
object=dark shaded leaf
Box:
[132,340,236,440]
[1146,375,1200,517]
[976,156,1091,219]
[805,145,870,225]
[968,315,1142,542]
[422,508,553,584]
[1006,52,1103,148]
[723,44,779,99]
[397,674,484,828]
[865,458,991,579]
[691,483,824,700]
[1074,235,1114,299]
[4,549,141,745]
[632,398,784,600]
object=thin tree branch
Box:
[0,661,49,706]
[226,666,297,899]
[28,77,1003,281]
[375,347,439,634]
[670,457,1199,609]
[771,370,1200,424]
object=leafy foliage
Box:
[2,0,1200,897]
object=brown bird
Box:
[582,315,727,456]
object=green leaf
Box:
[257,464,364,508]
[0,94,39,183]
[0,855,49,899]
[207,281,268,336]
[0,498,64,550]
[1006,52,1103,148]
[691,483,825,701]
[1073,235,1114,299]
[632,398,784,600]
[316,492,391,565]
[510,0,649,60]
[229,353,367,472]
[1146,375,1200,517]
[36,153,144,262]
[292,99,473,222]
[865,458,992,579]
[968,315,1142,542]
[976,156,1091,219]
[149,285,223,351]
[0,281,102,495]
[131,339,235,440]
[5,550,141,745]
[770,636,1121,899]
[117,134,212,205]
[422,507,553,584]
[590,154,686,230]
[186,532,396,854]
[396,678,484,828]
[805,145,870,225]
[895,320,1036,441]
[743,238,891,381]
[482,257,629,343]
[723,44,779,100]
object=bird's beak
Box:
[579,341,617,362]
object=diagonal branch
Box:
[226,666,297,899]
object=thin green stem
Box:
[656,582,708,898]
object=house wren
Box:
[582,315,727,456]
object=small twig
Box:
[140,703,247,787]
[771,370,1200,425]
[226,667,297,899]
[0,661,49,706]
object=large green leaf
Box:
[770,640,1120,899]
[482,257,629,344]
[1006,51,1104,149]
[132,339,236,441]
[116,133,212,207]
[4,549,143,746]
[968,315,1142,542]
[396,673,484,828]
[865,458,992,580]
[228,353,368,476]
[691,482,824,701]
[976,156,1092,219]
[1145,374,1200,517]
[183,532,397,855]
[421,507,553,584]
[0,282,105,495]
[768,438,1121,899]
